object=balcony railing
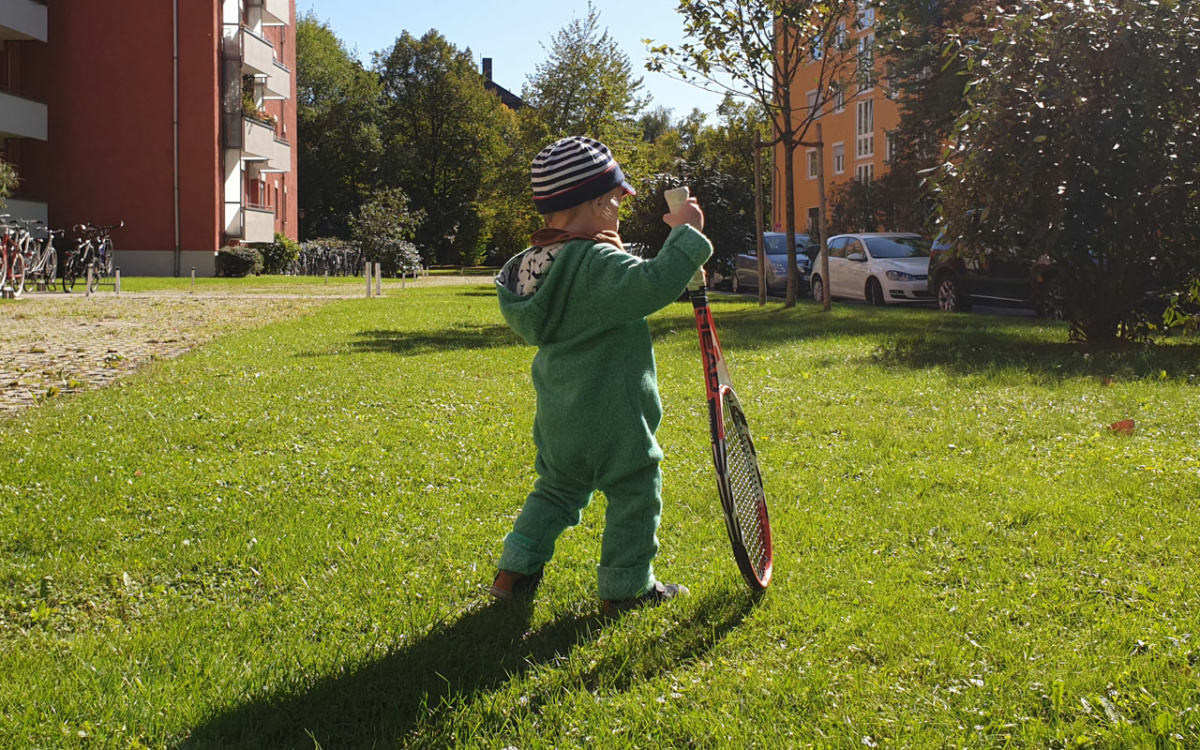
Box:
[242,207,276,244]
[0,0,48,42]
[262,0,289,25]
[0,89,48,140]
[241,117,290,171]
[240,26,274,77]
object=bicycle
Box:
[63,221,123,293]
[0,215,28,297]
[12,219,61,293]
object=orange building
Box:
[0,0,297,276]
[772,8,899,235]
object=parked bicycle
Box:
[0,215,29,297]
[63,221,123,293]
[10,219,62,293]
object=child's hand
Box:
[664,198,705,232]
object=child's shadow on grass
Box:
[178,591,756,749]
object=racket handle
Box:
[664,186,690,213]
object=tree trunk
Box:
[816,122,832,312]
[754,132,766,307]
[783,124,798,308]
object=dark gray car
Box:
[731,232,817,296]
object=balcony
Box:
[263,61,290,100]
[242,207,275,244]
[0,90,47,140]
[241,117,290,171]
[0,0,47,42]
[261,0,289,25]
[240,26,275,77]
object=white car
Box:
[809,233,934,306]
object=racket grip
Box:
[664,186,690,213]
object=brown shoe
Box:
[602,581,689,618]
[488,566,545,601]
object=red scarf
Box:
[530,228,624,250]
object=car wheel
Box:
[866,277,886,307]
[810,275,825,304]
[731,273,740,294]
[936,273,971,312]
[1036,277,1067,320]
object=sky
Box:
[299,0,732,121]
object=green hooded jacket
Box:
[495,225,713,486]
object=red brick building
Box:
[1,0,297,276]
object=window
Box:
[811,33,823,61]
[884,63,898,100]
[857,33,875,91]
[856,162,874,182]
[807,149,818,179]
[807,207,820,235]
[885,130,897,164]
[857,3,875,29]
[833,83,846,114]
[856,99,874,158]
[832,142,845,175]
[835,21,847,50]
[827,236,849,258]
[806,90,819,119]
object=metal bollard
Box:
[115,268,121,295]
[375,263,381,296]
[86,264,93,297]
[190,267,195,294]
[365,261,372,297]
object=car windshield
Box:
[865,236,932,259]
[763,234,814,255]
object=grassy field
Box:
[1,285,1197,749]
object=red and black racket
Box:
[691,283,773,591]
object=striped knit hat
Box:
[531,136,636,215]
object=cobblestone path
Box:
[0,292,343,417]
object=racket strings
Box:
[721,395,770,575]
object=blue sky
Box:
[300,0,731,120]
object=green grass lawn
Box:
[2,286,1197,749]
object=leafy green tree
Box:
[522,2,649,151]
[0,156,17,208]
[649,0,862,307]
[375,30,511,265]
[296,13,382,239]
[935,0,1200,342]
[350,187,424,276]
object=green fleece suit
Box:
[495,224,713,600]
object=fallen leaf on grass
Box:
[1109,419,1135,435]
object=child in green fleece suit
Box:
[490,136,712,615]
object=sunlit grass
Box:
[1,286,1197,748]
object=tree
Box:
[522,2,650,151]
[934,0,1200,342]
[376,30,512,265]
[296,13,382,239]
[649,0,864,307]
[350,187,424,276]
[0,156,17,208]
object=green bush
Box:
[216,245,264,277]
[0,157,17,208]
[261,232,301,274]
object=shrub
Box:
[216,245,264,277]
[261,232,300,275]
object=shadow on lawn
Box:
[337,324,522,355]
[179,591,756,749]
[675,302,1200,381]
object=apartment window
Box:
[885,130,897,164]
[807,207,820,235]
[835,21,847,50]
[856,162,874,182]
[884,63,898,100]
[807,149,818,180]
[812,33,824,61]
[857,33,876,91]
[856,99,874,158]
[857,3,875,29]
[833,142,845,175]
[833,84,846,114]
[806,90,819,119]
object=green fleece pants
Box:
[497,452,661,601]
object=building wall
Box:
[774,14,900,235]
[12,0,296,276]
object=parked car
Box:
[731,231,818,296]
[809,233,934,306]
[926,237,1067,318]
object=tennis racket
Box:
[690,278,773,591]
